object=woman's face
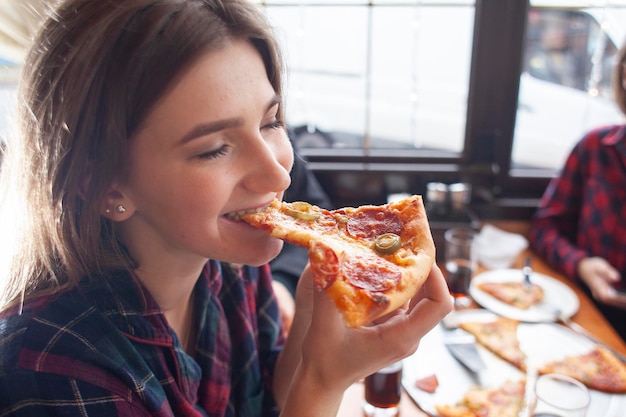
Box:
[116,39,293,268]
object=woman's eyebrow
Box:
[178,118,243,145]
[178,95,282,145]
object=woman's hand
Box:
[578,257,626,309]
[274,263,452,417]
[304,264,452,386]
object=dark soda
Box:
[364,362,402,409]
[444,259,472,298]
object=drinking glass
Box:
[533,373,590,417]
[363,361,402,417]
[444,227,477,308]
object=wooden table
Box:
[337,221,626,417]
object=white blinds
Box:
[0,0,51,64]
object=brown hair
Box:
[613,41,626,116]
[0,0,284,309]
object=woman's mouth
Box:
[224,206,268,222]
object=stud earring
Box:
[105,208,111,214]
[116,205,126,214]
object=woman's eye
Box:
[197,145,229,160]
[263,119,284,130]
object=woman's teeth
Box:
[225,206,266,221]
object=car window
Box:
[511,6,624,170]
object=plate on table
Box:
[469,268,579,322]
[402,310,626,417]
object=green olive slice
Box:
[374,233,402,255]
[285,202,320,221]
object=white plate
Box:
[402,310,626,417]
[469,268,579,322]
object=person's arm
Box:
[528,139,588,280]
[272,265,453,416]
[528,131,626,310]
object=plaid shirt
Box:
[0,260,284,416]
[529,125,626,284]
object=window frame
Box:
[272,0,609,219]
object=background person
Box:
[524,11,588,90]
[0,0,452,415]
[529,42,626,341]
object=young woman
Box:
[0,0,452,415]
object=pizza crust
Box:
[539,345,626,393]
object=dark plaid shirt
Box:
[529,125,626,284]
[0,260,284,416]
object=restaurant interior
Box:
[0,0,625,416]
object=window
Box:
[258,0,626,219]
[264,1,474,153]
[259,0,483,212]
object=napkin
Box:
[474,224,528,269]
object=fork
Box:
[544,305,626,363]
[522,256,532,288]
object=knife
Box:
[443,327,487,384]
[558,313,626,363]
[522,256,532,288]
[534,302,626,363]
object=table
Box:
[337,221,626,417]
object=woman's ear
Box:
[100,185,135,221]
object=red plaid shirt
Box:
[529,125,626,285]
[0,261,284,416]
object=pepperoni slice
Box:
[340,253,401,292]
[346,208,402,240]
[415,374,439,394]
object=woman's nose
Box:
[242,136,293,193]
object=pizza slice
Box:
[476,281,544,310]
[435,379,525,417]
[459,317,526,371]
[240,195,435,327]
[538,344,626,393]
[460,317,626,394]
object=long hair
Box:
[0,0,284,310]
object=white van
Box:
[513,6,626,169]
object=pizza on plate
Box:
[538,344,626,393]
[239,195,435,327]
[476,281,544,310]
[435,379,525,417]
[459,317,527,371]
[459,317,626,393]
